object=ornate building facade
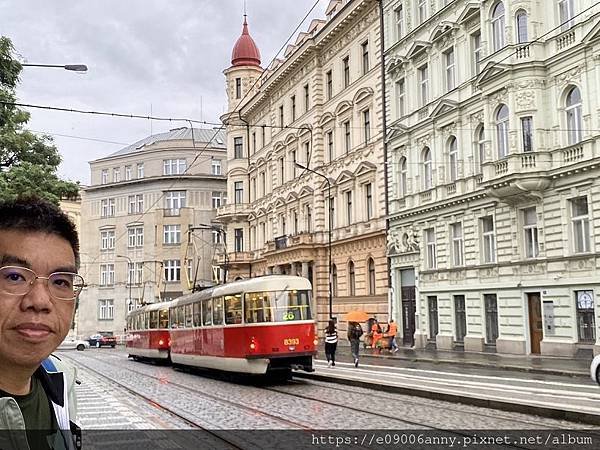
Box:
[77,128,227,337]
[217,0,388,327]
[383,0,600,356]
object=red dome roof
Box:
[231,17,261,67]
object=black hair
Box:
[326,319,336,334]
[0,196,80,268]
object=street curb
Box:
[357,353,590,378]
[295,371,600,426]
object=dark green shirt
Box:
[0,376,60,450]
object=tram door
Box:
[400,269,416,347]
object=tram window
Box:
[244,290,312,323]
[185,304,193,328]
[213,297,224,325]
[193,302,201,327]
[176,306,185,328]
[149,310,158,329]
[225,294,243,324]
[169,308,177,328]
[159,309,169,329]
[202,298,212,326]
[144,313,150,330]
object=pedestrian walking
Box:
[324,320,338,367]
[347,321,364,367]
[387,319,399,353]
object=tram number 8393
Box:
[284,338,300,346]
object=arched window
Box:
[348,260,355,296]
[422,147,432,190]
[477,126,486,173]
[565,86,583,145]
[516,10,528,43]
[332,264,338,297]
[491,2,505,52]
[496,104,509,158]
[367,258,376,295]
[448,136,458,181]
[400,156,407,196]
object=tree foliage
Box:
[0,36,79,204]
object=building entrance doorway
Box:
[527,293,543,354]
[400,269,415,346]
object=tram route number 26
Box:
[284,338,300,346]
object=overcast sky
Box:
[0,0,328,185]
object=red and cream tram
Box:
[169,275,317,375]
[126,301,171,361]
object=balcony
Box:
[275,235,288,250]
[216,203,251,222]
[163,208,181,217]
[228,251,254,264]
[481,151,552,203]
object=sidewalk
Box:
[318,343,592,378]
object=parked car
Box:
[58,337,90,351]
[591,355,600,386]
[87,333,117,348]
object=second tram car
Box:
[169,275,317,375]
[126,301,171,361]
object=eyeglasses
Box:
[0,266,85,301]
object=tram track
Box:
[62,351,314,431]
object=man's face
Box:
[0,230,77,370]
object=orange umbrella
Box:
[345,310,369,322]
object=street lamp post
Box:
[116,255,133,310]
[21,63,88,72]
[295,162,333,320]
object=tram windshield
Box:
[244,289,313,323]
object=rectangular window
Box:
[454,295,467,343]
[211,159,222,175]
[327,131,334,162]
[100,264,115,286]
[100,198,115,217]
[127,262,143,285]
[279,158,284,185]
[304,142,310,165]
[365,183,373,221]
[251,132,256,155]
[163,224,181,245]
[521,116,533,152]
[395,4,404,39]
[481,216,496,263]
[163,159,187,175]
[291,95,296,122]
[128,194,143,214]
[451,222,464,266]
[137,163,144,178]
[125,165,132,181]
[304,84,310,111]
[212,229,223,244]
[395,78,405,117]
[234,181,244,204]
[234,228,244,252]
[128,227,144,248]
[428,296,438,339]
[98,299,114,320]
[484,294,499,344]
[235,77,242,99]
[576,290,595,343]
[345,191,353,225]
[344,120,351,153]
[425,227,436,269]
[260,171,266,195]
[472,31,482,75]
[523,207,539,258]
[291,150,296,177]
[100,230,115,250]
[165,191,186,213]
[305,205,312,232]
[163,260,181,282]
[292,210,298,234]
[444,47,455,91]
[418,0,427,24]
[361,41,369,75]
[234,137,243,159]
[571,197,590,253]
[326,70,333,100]
[418,64,429,106]
[363,109,371,143]
[329,196,336,229]
[342,56,350,88]
[113,167,120,183]
[101,169,108,184]
[559,0,575,31]
[279,105,284,127]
